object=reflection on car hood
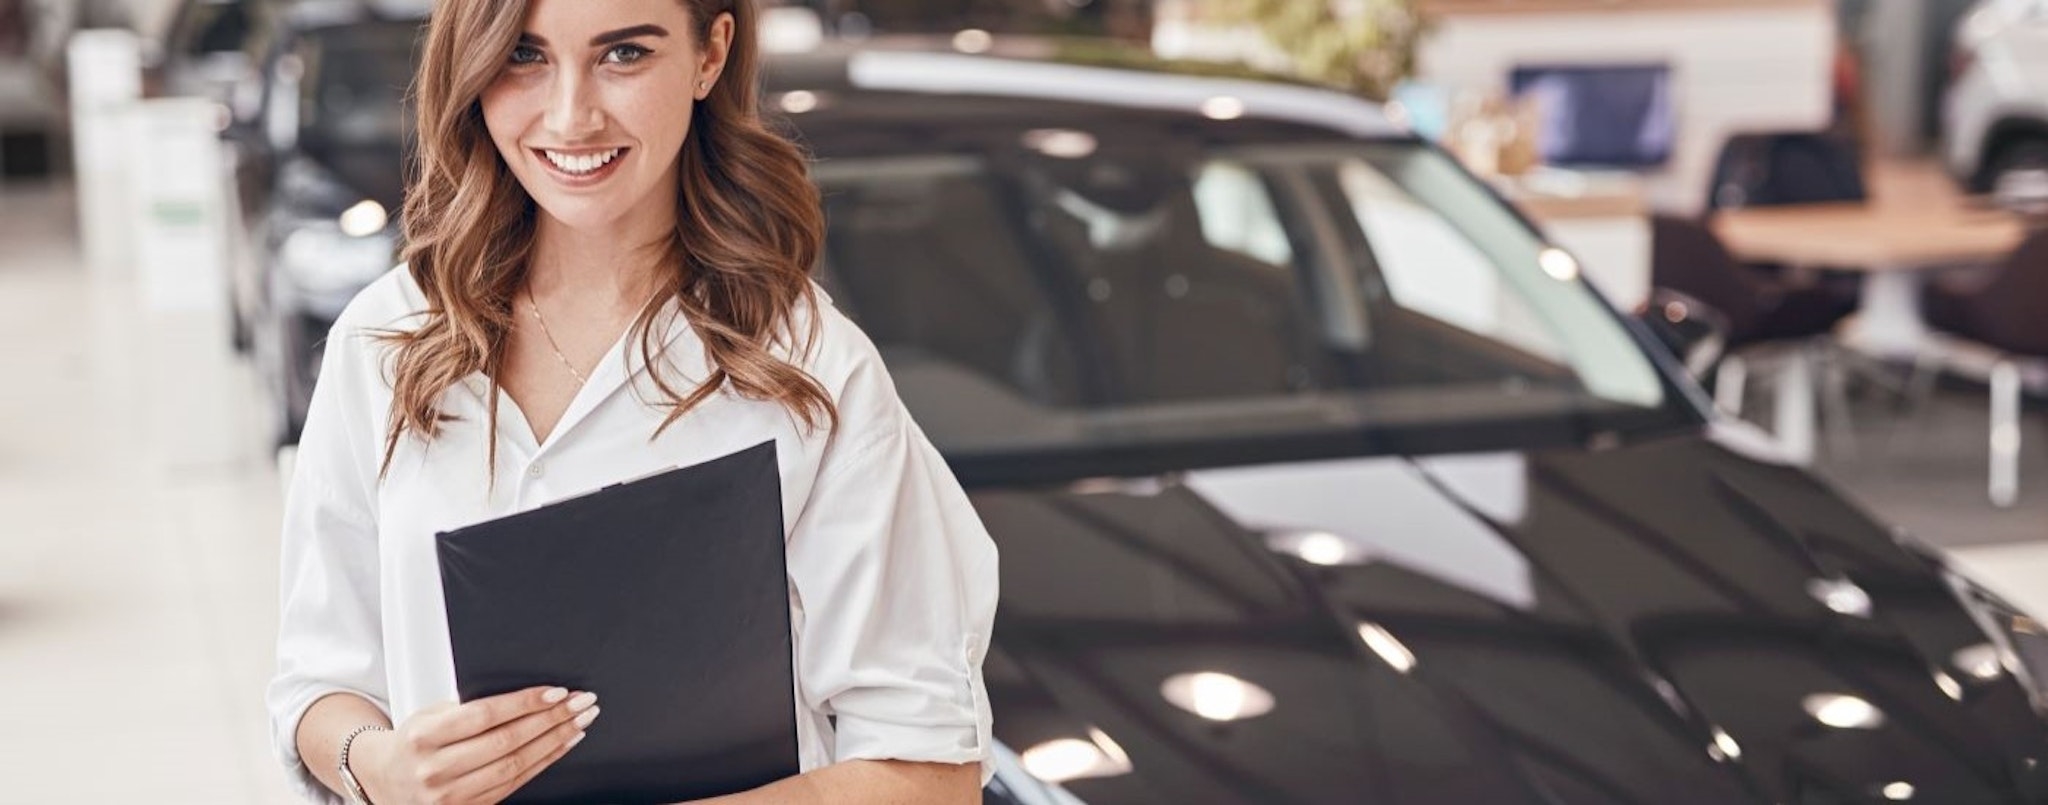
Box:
[977,432,2048,804]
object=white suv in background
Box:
[1945,0,2048,192]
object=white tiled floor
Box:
[2,179,2045,802]
[0,182,297,802]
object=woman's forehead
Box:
[520,0,695,38]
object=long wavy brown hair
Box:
[381,0,833,477]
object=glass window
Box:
[1191,162,1293,268]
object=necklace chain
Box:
[523,290,589,386]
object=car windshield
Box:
[810,111,1689,484]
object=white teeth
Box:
[542,148,622,175]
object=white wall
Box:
[1416,3,1838,215]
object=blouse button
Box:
[526,462,545,479]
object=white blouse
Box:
[267,267,1000,803]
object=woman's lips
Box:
[532,147,630,186]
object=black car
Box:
[149,0,268,115]
[253,35,2048,803]
[766,45,2048,804]
[225,6,416,443]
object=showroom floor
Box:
[1,178,2045,802]
[0,181,294,800]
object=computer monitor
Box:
[1510,64,1676,169]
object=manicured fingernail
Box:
[574,706,600,729]
[542,687,569,704]
[568,732,587,748]
[567,692,598,712]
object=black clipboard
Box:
[435,440,798,804]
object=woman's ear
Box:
[696,12,736,99]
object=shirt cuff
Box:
[271,684,390,804]
[831,714,996,786]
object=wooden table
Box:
[1702,162,2027,465]
[1710,199,2026,358]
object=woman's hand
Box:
[353,685,600,804]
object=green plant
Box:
[1209,0,1424,100]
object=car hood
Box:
[975,429,2048,804]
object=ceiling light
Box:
[1201,96,1246,120]
[759,6,825,53]
[778,90,820,114]
[1356,622,1417,674]
[1953,643,2006,681]
[1538,247,1579,281]
[1808,577,1873,618]
[1882,781,1915,801]
[1021,128,1098,159]
[1803,693,1885,730]
[1161,672,1275,722]
[1020,728,1133,784]
[952,28,994,54]
[338,200,388,238]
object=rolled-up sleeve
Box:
[266,322,391,803]
[787,355,1001,782]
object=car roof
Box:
[767,39,1407,141]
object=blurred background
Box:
[4,0,2048,801]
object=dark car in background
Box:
[227,6,415,442]
[147,0,286,122]
[239,34,2048,803]
[0,0,71,177]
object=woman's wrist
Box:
[344,728,397,802]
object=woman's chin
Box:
[532,197,648,237]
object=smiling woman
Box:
[267,0,997,804]
[391,0,836,459]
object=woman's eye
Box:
[603,44,651,65]
[508,45,544,65]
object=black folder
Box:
[436,441,799,804]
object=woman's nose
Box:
[544,73,604,139]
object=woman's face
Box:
[481,0,732,235]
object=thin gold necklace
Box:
[523,289,589,386]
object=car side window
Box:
[1191,161,1295,268]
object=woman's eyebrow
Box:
[590,24,670,46]
[514,25,669,49]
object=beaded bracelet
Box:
[337,724,392,805]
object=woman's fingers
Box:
[416,686,569,748]
[435,691,598,779]
[453,703,597,802]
